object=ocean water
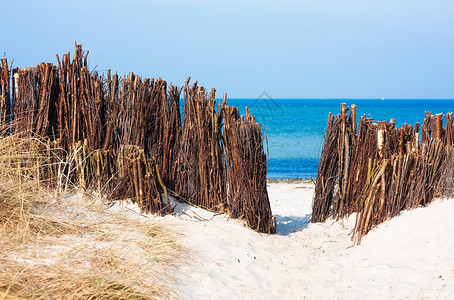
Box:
[227,99,454,179]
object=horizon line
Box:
[225,97,454,100]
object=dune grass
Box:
[0,132,184,299]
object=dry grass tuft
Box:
[0,132,65,243]
[0,131,185,299]
[0,260,158,300]
[0,130,85,247]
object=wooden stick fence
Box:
[224,106,276,234]
[313,104,454,244]
[0,44,275,233]
[175,80,227,211]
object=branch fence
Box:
[313,104,454,244]
[0,44,275,234]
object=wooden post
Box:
[351,104,357,134]
[445,113,452,146]
[327,113,334,135]
[434,113,443,140]
[0,58,11,124]
[399,127,404,155]
[377,122,385,158]
[336,103,347,214]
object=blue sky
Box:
[1,0,453,98]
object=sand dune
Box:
[114,182,454,299]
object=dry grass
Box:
[0,220,182,299]
[0,131,185,299]
[0,132,69,243]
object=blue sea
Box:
[227,99,454,179]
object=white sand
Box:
[133,182,454,299]
[7,182,451,298]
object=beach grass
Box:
[0,131,185,299]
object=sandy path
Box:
[152,183,454,299]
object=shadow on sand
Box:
[275,214,312,236]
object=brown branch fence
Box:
[224,106,275,233]
[313,104,454,244]
[1,44,275,234]
[5,45,450,240]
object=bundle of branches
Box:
[110,145,170,215]
[9,64,64,187]
[107,73,178,212]
[113,73,155,151]
[11,64,59,137]
[55,44,106,152]
[383,124,419,218]
[141,79,181,191]
[223,106,276,234]
[163,85,182,189]
[54,45,108,192]
[344,117,379,217]
[0,58,11,125]
[443,112,454,146]
[312,104,358,222]
[175,80,227,211]
[313,104,454,244]
[438,146,454,198]
[437,112,454,198]
[312,113,340,222]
